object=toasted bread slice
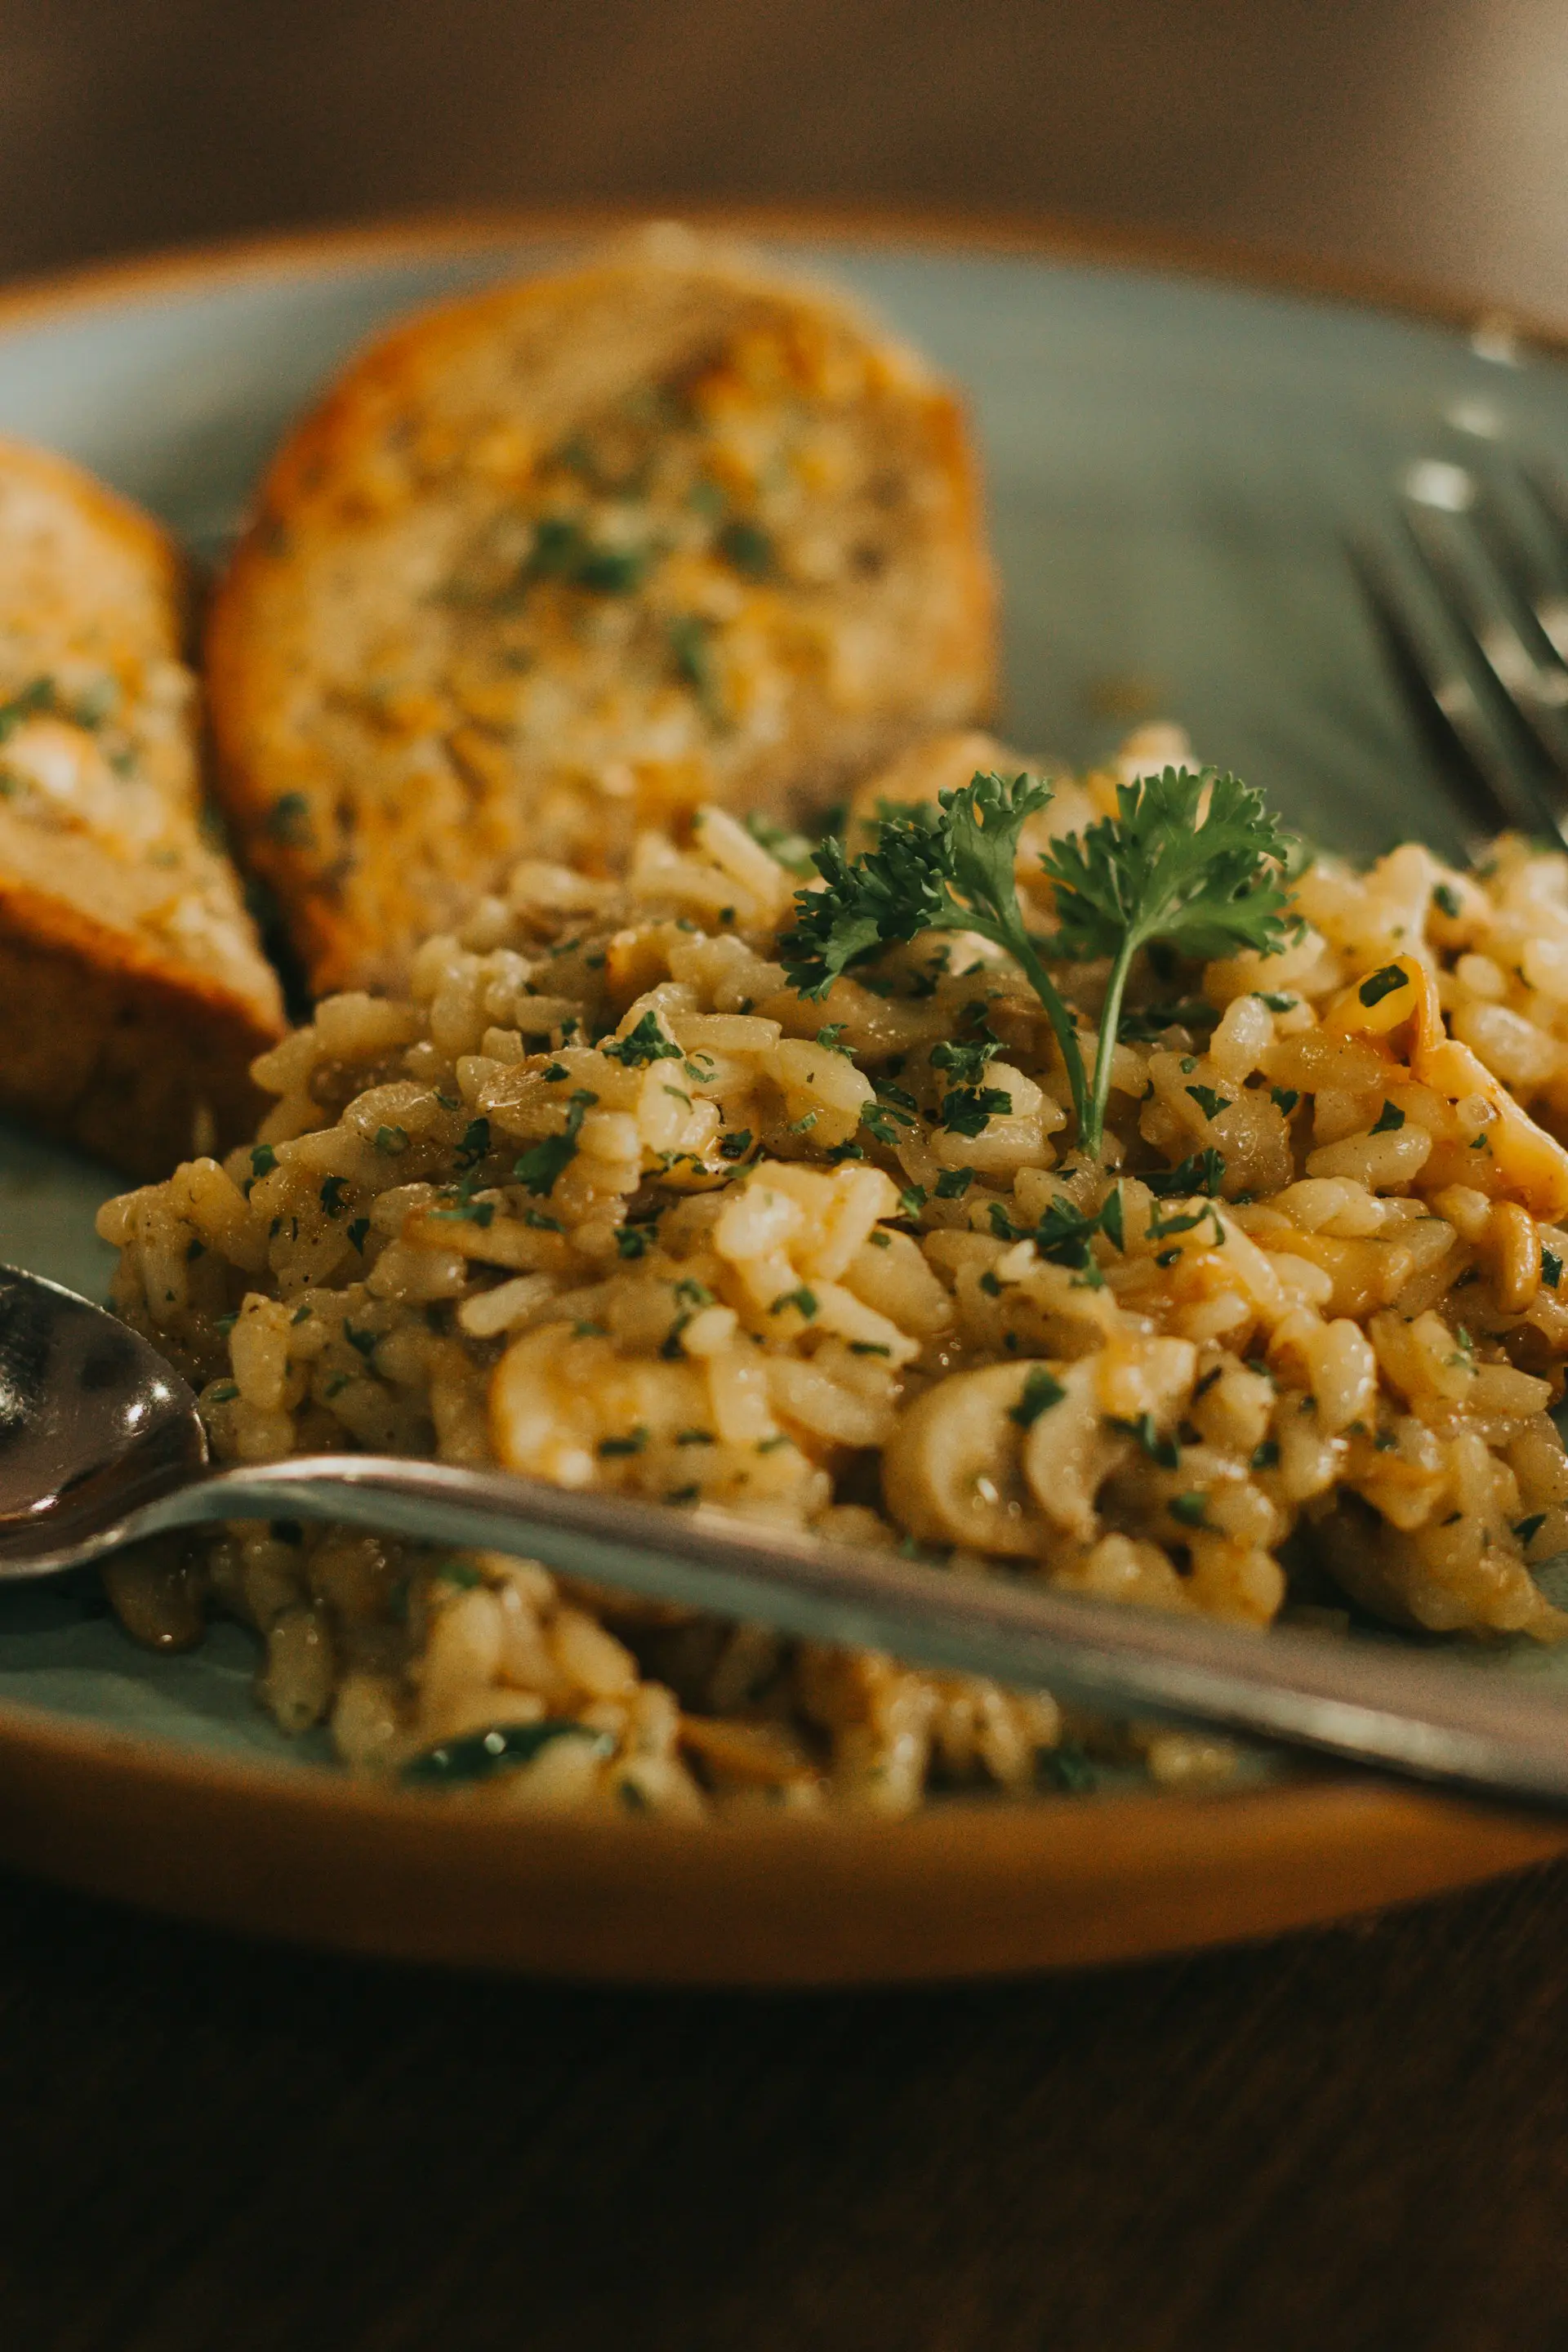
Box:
[0,439,284,1178]
[207,224,996,995]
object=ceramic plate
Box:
[4,211,1568,1982]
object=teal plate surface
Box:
[4,218,1568,1781]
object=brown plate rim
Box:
[2,200,1565,1979]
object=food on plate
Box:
[100,741,1568,1814]
[0,438,284,1176]
[205,225,996,997]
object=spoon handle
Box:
[104,1453,1568,1807]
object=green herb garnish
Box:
[1370,1101,1405,1134]
[1358,963,1408,1008]
[513,1089,596,1195]
[1184,1085,1229,1122]
[770,1285,819,1321]
[454,1117,490,1168]
[1143,1148,1227,1199]
[523,515,651,595]
[716,518,773,577]
[403,1718,613,1787]
[781,768,1292,1156]
[939,1085,1012,1137]
[601,1012,682,1066]
[1009,1366,1067,1426]
[263,791,314,847]
[1110,1411,1182,1468]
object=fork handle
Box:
[71,1452,1568,1809]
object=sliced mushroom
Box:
[881,1361,1049,1556]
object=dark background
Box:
[9,6,1568,2348]
[2,0,1566,322]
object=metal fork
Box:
[1349,443,1568,845]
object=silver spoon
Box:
[7,1259,1568,1805]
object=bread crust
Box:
[207,225,996,994]
[0,437,283,1177]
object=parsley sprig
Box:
[780,766,1294,1156]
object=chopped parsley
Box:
[939,1085,1012,1137]
[1009,1366,1067,1426]
[454,1117,490,1168]
[1143,1148,1226,1198]
[264,791,314,847]
[770,1286,819,1321]
[716,517,773,577]
[930,1035,1001,1085]
[1358,963,1409,1008]
[513,1089,596,1195]
[0,675,55,740]
[1110,1412,1181,1469]
[599,1428,650,1458]
[523,514,652,595]
[403,1719,613,1787]
[601,1011,682,1066]
[1370,1100,1405,1134]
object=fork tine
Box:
[1516,457,1568,570]
[1506,459,1568,663]
[1343,532,1549,846]
[1399,492,1568,795]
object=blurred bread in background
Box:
[206,225,996,995]
[0,439,283,1177]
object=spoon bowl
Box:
[0,1267,206,1569]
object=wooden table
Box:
[8,3,1568,2342]
[7,1856,1568,2350]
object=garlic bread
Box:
[207,225,996,994]
[0,439,284,1177]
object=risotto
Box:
[99,734,1568,1816]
